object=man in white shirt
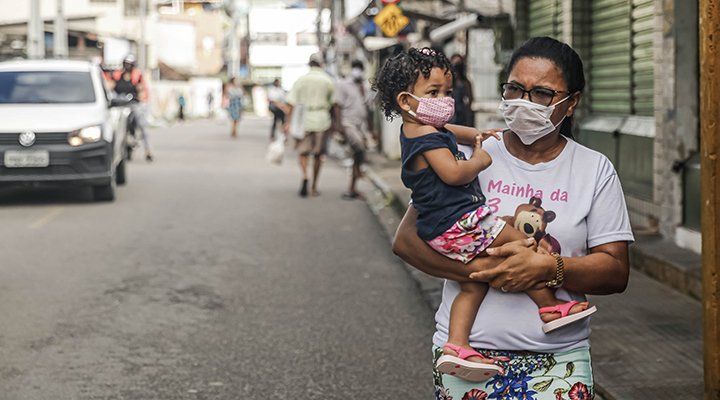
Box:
[267,79,286,140]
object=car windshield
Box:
[0,71,96,104]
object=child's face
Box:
[411,67,453,98]
[398,67,453,117]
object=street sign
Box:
[380,0,400,4]
[373,4,409,38]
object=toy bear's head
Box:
[511,197,556,242]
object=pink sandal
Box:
[436,343,502,382]
[539,301,597,333]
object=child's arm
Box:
[423,135,492,186]
[447,125,502,145]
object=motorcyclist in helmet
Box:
[108,55,154,163]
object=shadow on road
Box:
[0,186,95,206]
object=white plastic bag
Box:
[289,104,306,139]
[266,139,285,165]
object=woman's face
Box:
[507,57,580,126]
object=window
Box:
[124,0,150,17]
[589,0,654,116]
[0,71,96,104]
[252,33,287,46]
[296,32,318,46]
[528,0,563,39]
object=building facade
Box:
[513,0,700,253]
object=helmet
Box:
[123,54,138,65]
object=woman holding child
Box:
[385,37,634,399]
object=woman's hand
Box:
[469,239,554,292]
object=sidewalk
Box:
[360,151,703,400]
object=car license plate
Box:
[4,150,50,168]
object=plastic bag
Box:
[266,139,285,165]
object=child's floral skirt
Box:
[432,345,594,400]
[426,205,506,264]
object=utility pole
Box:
[316,0,323,56]
[700,0,720,398]
[54,0,68,59]
[28,0,44,59]
[228,0,240,78]
[139,0,147,72]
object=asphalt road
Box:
[0,117,436,399]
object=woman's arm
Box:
[469,241,630,295]
[392,207,534,282]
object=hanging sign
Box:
[373,4,409,37]
[380,0,400,4]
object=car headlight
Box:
[68,125,102,146]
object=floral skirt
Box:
[432,345,593,400]
[426,205,506,264]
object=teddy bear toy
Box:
[500,196,561,254]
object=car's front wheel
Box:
[116,159,127,185]
[93,177,116,202]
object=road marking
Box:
[29,207,65,229]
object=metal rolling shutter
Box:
[590,0,632,115]
[528,0,563,39]
[631,0,655,116]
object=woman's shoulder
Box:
[566,139,617,177]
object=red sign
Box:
[380,0,400,5]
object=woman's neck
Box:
[504,130,567,165]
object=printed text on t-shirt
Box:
[486,179,568,214]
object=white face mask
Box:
[350,68,364,81]
[499,95,571,145]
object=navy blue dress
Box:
[400,127,487,241]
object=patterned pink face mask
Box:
[407,93,455,127]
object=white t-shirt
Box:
[433,133,634,353]
[267,85,285,103]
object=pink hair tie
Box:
[421,48,436,56]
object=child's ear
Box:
[397,92,413,112]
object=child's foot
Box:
[436,342,502,382]
[443,342,485,364]
[538,300,589,323]
[538,300,597,333]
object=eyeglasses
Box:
[500,83,572,107]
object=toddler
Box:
[373,48,596,382]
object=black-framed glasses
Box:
[500,82,572,107]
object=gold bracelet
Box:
[546,252,564,288]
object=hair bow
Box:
[421,48,436,56]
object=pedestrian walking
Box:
[449,54,474,127]
[178,93,185,122]
[108,54,154,163]
[224,78,243,138]
[267,79,286,140]
[333,60,376,200]
[284,53,335,197]
[207,90,215,117]
[391,38,634,399]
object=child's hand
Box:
[475,129,503,144]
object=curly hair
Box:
[371,47,454,120]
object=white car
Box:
[0,59,130,201]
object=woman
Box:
[392,37,633,399]
[224,78,243,138]
[450,54,475,127]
